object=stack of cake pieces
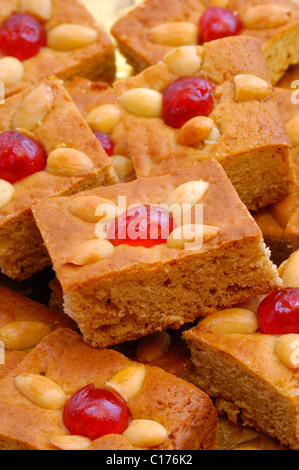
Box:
[0,0,299,451]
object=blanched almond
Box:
[274,334,299,369]
[19,0,52,21]
[119,88,163,118]
[50,435,92,450]
[47,24,98,51]
[241,5,291,29]
[0,57,24,87]
[167,224,220,250]
[164,46,203,77]
[234,74,273,102]
[105,364,146,402]
[285,115,299,147]
[176,116,214,146]
[13,84,54,131]
[46,148,94,177]
[0,321,51,351]
[14,373,66,410]
[68,196,118,223]
[197,308,259,334]
[149,22,198,47]
[166,181,209,210]
[268,193,298,229]
[110,155,135,180]
[136,332,171,363]
[85,104,122,134]
[66,239,114,265]
[281,250,299,287]
[123,419,168,448]
[0,179,14,209]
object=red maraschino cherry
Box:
[0,131,47,184]
[94,131,115,156]
[63,384,130,441]
[162,77,214,129]
[0,13,47,61]
[108,204,175,248]
[257,288,299,334]
[199,7,243,43]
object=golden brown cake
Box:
[253,87,299,264]
[113,36,294,211]
[33,159,282,349]
[0,286,76,380]
[278,64,299,89]
[0,76,117,281]
[111,0,299,84]
[0,0,115,98]
[65,76,135,181]
[183,300,299,449]
[0,328,218,450]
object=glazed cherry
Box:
[94,131,115,156]
[257,288,299,334]
[162,77,214,129]
[0,13,47,61]
[108,204,175,248]
[63,384,130,441]
[0,131,47,184]
[199,7,243,43]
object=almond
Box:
[13,84,54,131]
[123,420,168,448]
[85,104,122,134]
[242,5,291,29]
[0,57,24,87]
[176,116,214,146]
[149,22,198,47]
[105,364,146,402]
[46,148,94,177]
[164,46,203,77]
[14,373,66,410]
[68,196,118,224]
[274,334,299,369]
[66,239,115,266]
[110,155,135,180]
[167,223,220,250]
[0,179,14,209]
[234,74,273,102]
[0,321,51,351]
[19,0,52,21]
[50,435,92,450]
[119,88,163,118]
[47,24,98,51]
[136,332,171,363]
[197,308,259,334]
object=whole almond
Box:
[66,239,115,266]
[85,104,122,134]
[167,224,220,250]
[176,116,214,146]
[105,364,146,402]
[13,84,54,131]
[119,88,163,118]
[0,179,14,209]
[46,148,94,177]
[110,155,135,180]
[164,46,203,77]
[149,22,198,47]
[274,334,299,369]
[166,181,209,212]
[0,321,51,351]
[47,24,98,51]
[234,74,273,102]
[50,435,92,450]
[14,373,66,410]
[19,0,52,21]
[123,420,168,448]
[242,5,291,29]
[68,196,118,223]
[281,250,299,287]
[197,308,259,334]
[136,332,171,363]
[268,193,298,229]
[0,57,24,87]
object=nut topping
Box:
[0,321,51,350]
[0,179,14,209]
[14,373,67,410]
[50,435,92,450]
[241,5,291,29]
[136,332,171,363]
[110,155,135,180]
[47,24,98,51]
[13,84,54,131]
[234,74,273,102]
[85,104,122,134]
[167,224,220,250]
[105,364,146,402]
[274,334,299,369]
[46,148,94,177]
[176,116,214,146]
[19,0,52,22]
[164,46,203,77]
[0,57,24,87]
[149,22,198,47]
[281,250,299,288]
[166,181,209,210]
[123,419,168,448]
[66,239,115,266]
[119,88,163,118]
[197,308,259,334]
[68,196,118,224]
